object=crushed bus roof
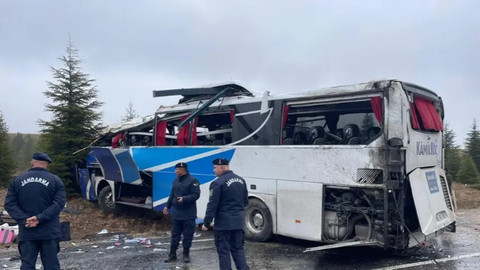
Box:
[153,79,433,115]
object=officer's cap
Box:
[212,158,229,165]
[175,162,188,169]
[32,152,52,163]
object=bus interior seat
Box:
[293,131,306,145]
[142,136,151,146]
[343,124,360,144]
[335,128,343,139]
[308,126,325,144]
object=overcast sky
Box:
[1,1,478,147]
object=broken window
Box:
[282,99,381,145]
[154,111,233,146]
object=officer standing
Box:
[163,162,200,263]
[202,158,249,270]
[4,152,66,270]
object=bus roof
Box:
[153,79,439,115]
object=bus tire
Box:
[98,185,119,215]
[244,198,273,242]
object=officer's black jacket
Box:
[166,172,200,220]
[4,167,66,241]
[204,170,248,230]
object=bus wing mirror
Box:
[388,137,403,147]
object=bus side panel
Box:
[129,147,234,217]
[409,167,455,235]
[231,146,381,187]
[277,181,323,241]
[91,147,142,184]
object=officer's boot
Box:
[183,248,190,263]
[164,247,177,263]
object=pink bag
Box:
[0,227,15,244]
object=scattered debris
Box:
[9,255,20,261]
[98,229,109,234]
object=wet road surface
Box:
[1,209,479,270]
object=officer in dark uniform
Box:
[202,158,249,270]
[4,152,66,270]
[163,162,200,263]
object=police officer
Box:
[4,152,66,270]
[202,158,249,270]
[163,162,200,263]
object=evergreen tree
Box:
[10,132,25,153]
[444,122,461,180]
[0,111,16,187]
[465,119,480,172]
[10,132,25,170]
[39,38,103,193]
[121,101,139,122]
[9,133,40,173]
[20,134,37,172]
[456,154,480,185]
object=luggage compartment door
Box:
[409,167,456,235]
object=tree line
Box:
[445,121,480,185]
[0,38,479,192]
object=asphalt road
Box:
[1,208,479,270]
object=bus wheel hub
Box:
[253,213,264,227]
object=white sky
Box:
[0,1,478,147]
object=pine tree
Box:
[19,134,37,172]
[456,154,480,185]
[39,38,103,193]
[121,101,139,122]
[0,111,16,187]
[465,119,480,172]
[444,122,461,180]
[10,132,25,170]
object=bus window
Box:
[283,100,381,145]
[410,96,443,132]
[196,112,233,145]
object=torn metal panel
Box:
[304,240,382,252]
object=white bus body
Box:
[80,79,455,251]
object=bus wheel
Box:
[244,198,273,242]
[98,185,119,214]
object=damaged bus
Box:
[79,79,455,251]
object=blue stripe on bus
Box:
[152,149,235,211]
[92,147,122,182]
[115,150,141,183]
[131,147,220,170]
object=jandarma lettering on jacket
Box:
[21,177,50,187]
[226,178,244,187]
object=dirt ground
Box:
[0,189,172,240]
[0,181,478,240]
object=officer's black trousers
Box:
[214,230,249,270]
[170,218,195,254]
[18,239,60,270]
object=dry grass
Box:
[0,188,171,240]
[60,198,172,239]
[452,181,480,209]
